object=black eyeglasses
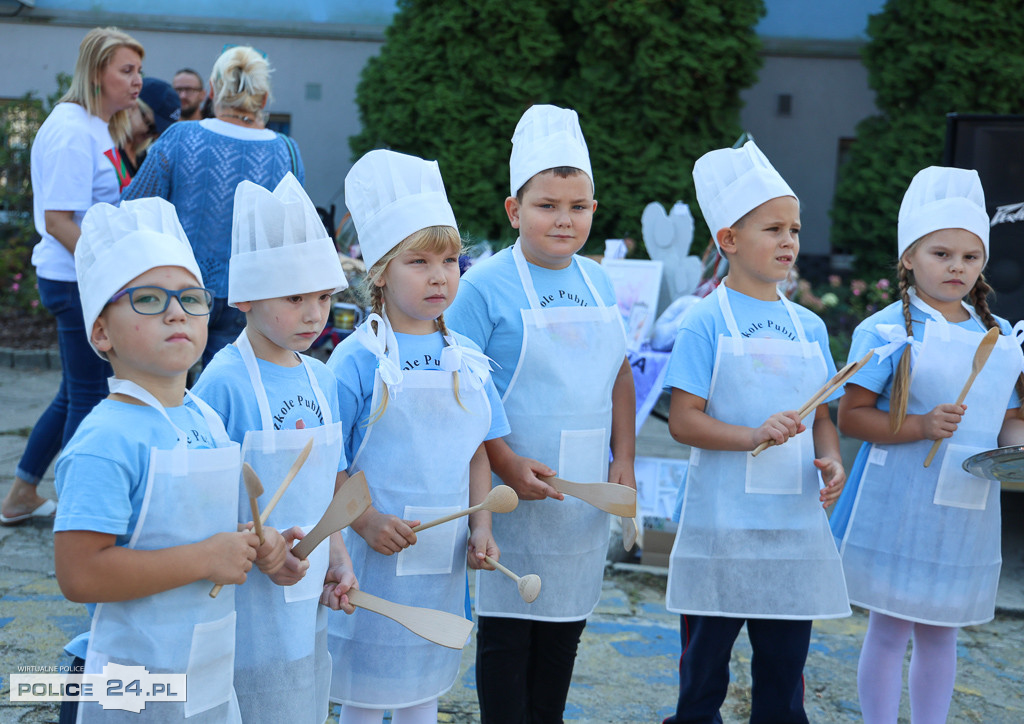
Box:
[108,286,213,316]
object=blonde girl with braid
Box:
[831,166,1024,723]
[325,150,510,724]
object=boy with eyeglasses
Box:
[53,197,279,723]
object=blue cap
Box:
[139,77,181,134]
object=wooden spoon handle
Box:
[752,349,876,457]
[260,437,314,524]
[412,503,481,533]
[923,370,979,467]
[347,589,473,650]
[483,555,519,582]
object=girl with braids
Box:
[831,166,1024,723]
[325,150,509,724]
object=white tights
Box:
[338,699,439,724]
[857,611,958,723]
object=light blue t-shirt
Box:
[327,329,510,465]
[445,246,619,396]
[844,299,1018,411]
[54,398,220,659]
[193,344,347,474]
[664,285,841,401]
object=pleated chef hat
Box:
[693,141,796,249]
[76,197,203,358]
[509,104,593,198]
[898,166,990,259]
[345,149,458,271]
[229,173,347,305]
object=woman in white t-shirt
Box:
[1,27,144,526]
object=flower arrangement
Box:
[794,273,896,363]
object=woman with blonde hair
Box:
[123,45,305,366]
[2,26,143,526]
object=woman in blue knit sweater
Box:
[122,45,304,366]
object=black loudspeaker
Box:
[944,114,1024,324]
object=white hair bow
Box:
[356,312,404,399]
[873,324,915,361]
[440,335,497,391]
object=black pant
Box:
[664,615,811,724]
[476,615,587,724]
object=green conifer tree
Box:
[350,0,764,252]
[831,0,1024,275]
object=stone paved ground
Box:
[3,363,1024,723]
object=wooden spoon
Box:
[260,437,314,524]
[210,464,268,598]
[752,349,876,457]
[242,463,265,545]
[291,472,372,560]
[411,485,518,533]
[484,555,541,603]
[540,476,636,517]
[924,326,1000,467]
[209,438,316,598]
[346,588,473,649]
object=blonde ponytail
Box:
[888,264,915,433]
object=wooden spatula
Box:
[540,476,636,517]
[291,472,372,560]
[346,589,473,649]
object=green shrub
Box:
[351,0,765,254]
[0,73,71,316]
[831,0,1024,276]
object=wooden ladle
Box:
[924,326,1000,467]
[539,476,636,517]
[346,589,473,649]
[484,555,541,603]
[291,472,372,560]
[411,485,518,533]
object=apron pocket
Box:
[285,523,330,603]
[558,428,607,483]
[934,443,991,510]
[396,505,462,576]
[184,611,235,717]
[745,433,803,494]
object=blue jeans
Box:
[202,297,246,368]
[16,279,111,484]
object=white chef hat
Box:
[345,149,458,271]
[509,104,593,198]
[693,141,796,249]
[229,173,347,305]
[76,197,203,358]
[898,166,989,259]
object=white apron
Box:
[666,284,850,619]
[231,333,345,724]
[329,320,492,708]
[838,294,1023,626]
[78,379,242,723]
[474,241,626,621]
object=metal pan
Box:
[962,445,1024,485]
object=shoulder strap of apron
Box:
[716,282,810,349]
[235,330,334,439]
[354,309,404,401]
[908,287,983,339]
[107,377,231,476]
[511,239,607,311]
